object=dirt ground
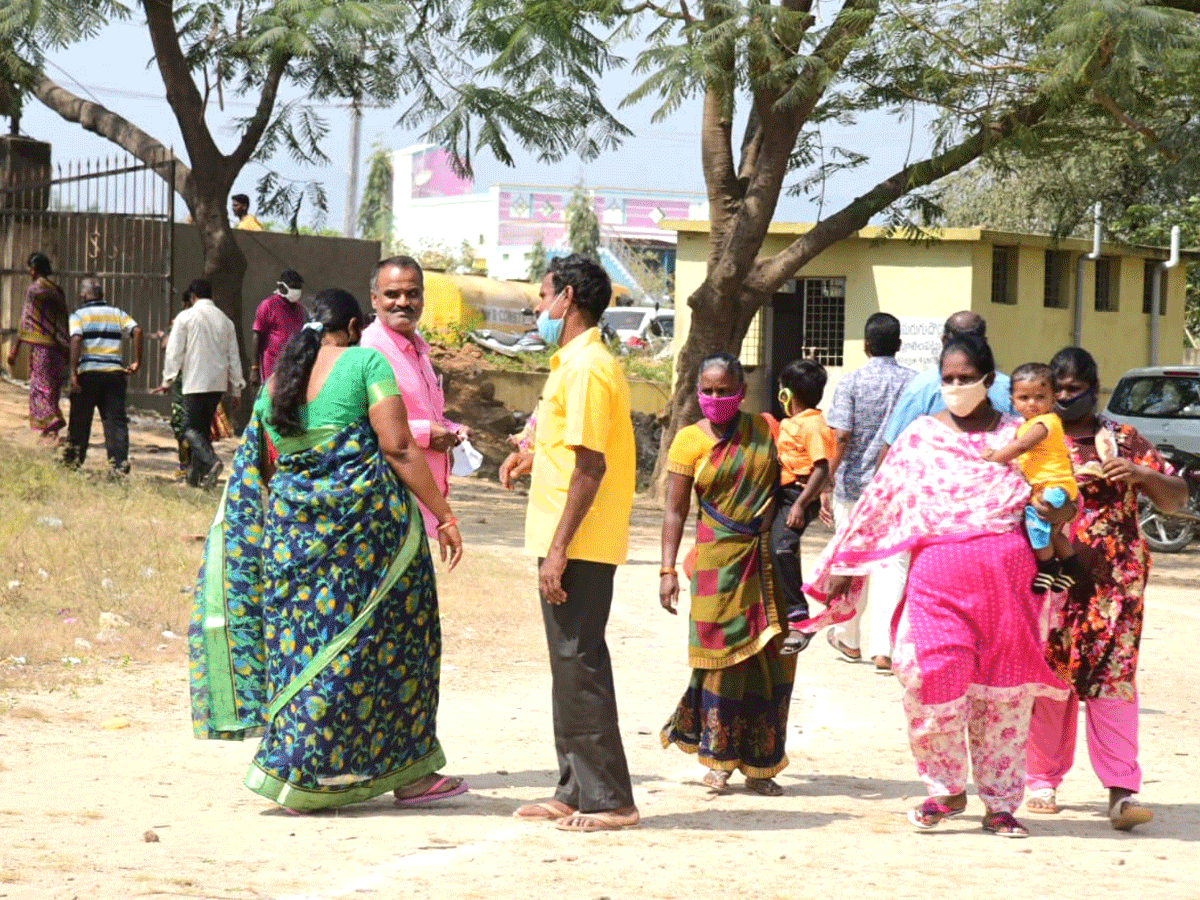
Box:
[2,378,1200,899]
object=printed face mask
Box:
[1055,387,1097,422]
[940,377,988,417]
[698,385,746,425]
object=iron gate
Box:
[2,148,176,396]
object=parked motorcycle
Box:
[1137,444,1200,552]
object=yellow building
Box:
[668,222,1191,411]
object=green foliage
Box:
[357,142,394,245]
[565,184,600,260]
[424,320,476,349]
[527,237,549,282]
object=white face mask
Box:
[279,284,302,303]
[941,377,989,417]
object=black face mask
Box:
[1055,387,1097,423]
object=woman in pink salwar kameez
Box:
[800,335,1073,838]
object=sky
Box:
[19,19,933,235]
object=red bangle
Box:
[437,517,458,532]
[659,566,677,577]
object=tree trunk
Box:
[648,279,761,498]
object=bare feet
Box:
[872,655,892,675]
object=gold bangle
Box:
[437,517,459,532]
[659,566,677,577]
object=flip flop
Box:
[982,811,1029,838]
[554,808,640,832]
[1110,796,1153,831]
[1025,787,1058,814]
[393,775,469,807]
[745,777,783,797]
[513,800,576,821]
[826,628,862,663]
[908,797,967,830]
[702,770,732,793]
[780,628,812,655]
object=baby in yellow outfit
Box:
[982,363,1081,594]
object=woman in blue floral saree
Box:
[189,289,466,812]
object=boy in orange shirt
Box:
[771,359,835,654]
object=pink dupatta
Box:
[799,415,1030,631]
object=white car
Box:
[601,307,674,352]
[1104,366,1200,455]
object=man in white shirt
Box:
[154,279,245,488]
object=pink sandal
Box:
[907,797,966,830]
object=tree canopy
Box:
[8,0,1200,453]
[1,1,475,328]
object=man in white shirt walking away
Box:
[154,279,245,488]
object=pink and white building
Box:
[391,144,708,298]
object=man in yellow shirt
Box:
[502,254,639,832]
[231,193,264,231]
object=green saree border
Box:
[245,745,446,811]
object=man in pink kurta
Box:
[362,256,467,536]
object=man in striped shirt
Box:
[63,276,143,475]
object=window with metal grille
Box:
[1094,258,1116,311]
[1043,250,1069,309]
[799,277,845,366]
[1142,259,1166,315]
[991,246,1017,304]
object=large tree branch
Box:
[30,73,193,200]
[228,52,290,173]
[711,0,879,295]
[1093,89,1168,150]
[748,40,1115,294]
[142,0,223,178]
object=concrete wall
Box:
[172,224,382,346]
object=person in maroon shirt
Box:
[250,270,307,385]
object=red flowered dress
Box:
[1046,420,1171,701]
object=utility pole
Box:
[342,103,362,238]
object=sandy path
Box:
[1,384,1199,899]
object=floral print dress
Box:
[1045,420,1171,702]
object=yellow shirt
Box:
[525,327,635,565]
[1017,412,1079,499]
[235,214,264,231]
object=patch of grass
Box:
[0,446,213,673]
[620,353,672,384]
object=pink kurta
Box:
[360,320,461,536]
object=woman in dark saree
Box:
[189,289,466,812]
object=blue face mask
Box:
[536,291,567,346]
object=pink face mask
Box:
[698,385,746,425]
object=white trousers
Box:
[830,497,909,660]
